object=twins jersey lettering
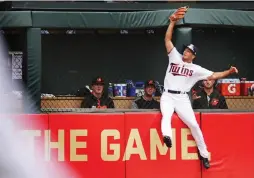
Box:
[169,63,193,77]
[163,47,213,92]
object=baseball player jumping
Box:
[161,6,238,169]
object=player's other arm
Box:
[165,20,176,54]
[207,66,238,80]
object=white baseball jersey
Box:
[163,47,214,92]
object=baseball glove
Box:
[170,6,189,22]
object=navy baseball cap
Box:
[91,76,105,85]
[184,44,197,56]
[145,80,156,88]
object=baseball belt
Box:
[164,89,187,94]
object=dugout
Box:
[1,9,254,113]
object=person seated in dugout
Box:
[131,80,160,109]
[81,76,115,109]
[192,79,228,109]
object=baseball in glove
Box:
[170,6,189,22]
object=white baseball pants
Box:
[160,92,209,158]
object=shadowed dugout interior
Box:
[41,27,254,95]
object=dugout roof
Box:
[1,9,254,28]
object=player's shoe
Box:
[202,158,210,169]
[197,150,210,169]
[163,136,172,148]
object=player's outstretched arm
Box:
[207,66,238,80]
[165,20,176,54]
[165,6,188,54]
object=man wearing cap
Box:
[81,77,115,109]
[160,6,239,169]
[131,80,160,109]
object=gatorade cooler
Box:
[240,80,254,96]
[126,80,136,97]
[113,84,127,97]
[217,78,240,96]
[135,81,145,97]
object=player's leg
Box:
[160,93,175,147]
[175,99,209,157]
[174,97,210,168]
